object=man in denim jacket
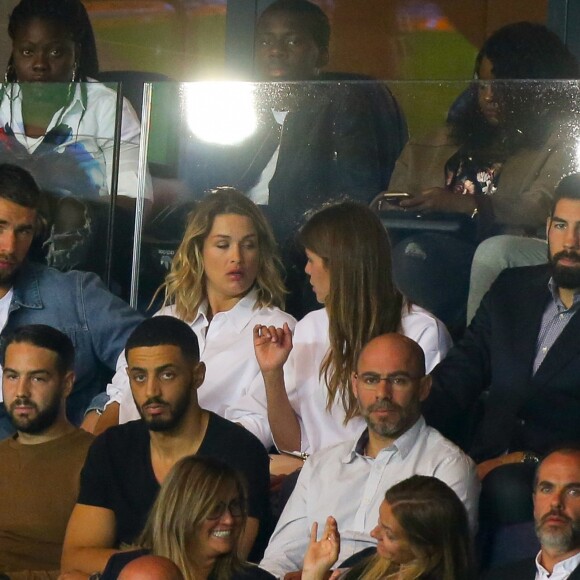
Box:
[0,164,143,438]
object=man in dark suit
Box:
[423,172,580,531]
[485,447,580,579]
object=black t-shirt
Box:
[102,549,275,580]
[78,413,272,559]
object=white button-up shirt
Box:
[108,289,296,422]
[260,417,479,578]
[0,82,152,200]
[226,304,452,452]
[536,550,580,580]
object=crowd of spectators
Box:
[1,0,580,579]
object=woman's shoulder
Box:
[251,304,297,329]
[400,303,452,348]
[295,307,328,333]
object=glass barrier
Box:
[0,81,144,301]
[133,79,580,335]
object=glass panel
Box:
[85,0,227,79]
[0,81,144,300]
[135,79,580,336]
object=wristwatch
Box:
[522,451,540,465]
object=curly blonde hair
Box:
[159,188,286,322]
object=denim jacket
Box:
[0,261,143,428]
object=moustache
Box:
[142,396,169,408]
[553,250,580,264]
[10,397,37,410]
[368,400,400,413]
[540,510,572,525]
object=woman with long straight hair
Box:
[227,201,451,454]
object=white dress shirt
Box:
[0,82,152,200]
[225,304,452,452]
[107,289,296,423]
[259,417,479,578]
[536,550,580,580]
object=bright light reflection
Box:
[185,82,258,145]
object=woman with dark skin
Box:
[386,22,578,333]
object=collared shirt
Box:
[227,304,452,452]
[535,550,580,580]
[533,278,580,373]
[0,82,152,200]
[259,417,479,579]
[108,288,296,423]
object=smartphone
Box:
[372,192,411,210]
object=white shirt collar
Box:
[342,416,426,463]
[536,549,580,579]
[191,288,259,334]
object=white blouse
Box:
[225,304,452,452]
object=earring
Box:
[4,63,15,83]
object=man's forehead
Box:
[538,451,580,483]
[258,10,312,36]
[357,338,418,373]
[552,198,580,221]
[0,197,36,224]
[127,344,187,367]
[4,342,59,370]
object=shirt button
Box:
[542,347,548,353]
[560,314,565,319]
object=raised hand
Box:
[253,322,293,374]
[302,516,340,580]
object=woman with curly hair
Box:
[101,188,295,428]
[386,21,578,332]
[302,475,474,580]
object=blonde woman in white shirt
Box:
[226,201,452,454]
[99,188,295,431]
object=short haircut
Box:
[2,324,75,374]
[551,173,580,216]
[0,164,41,209]
[125,316,200,362]
[259,0,330,51]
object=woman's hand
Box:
[253,323,293,375]
[399,187,477,214]
[302,517,341,580]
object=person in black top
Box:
[61,316,271,577]
[102,456,275,580]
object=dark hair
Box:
[2,324,75,375]
[551,173,580,215]
[0,163,41,209]
[7,0,99,81]
[259,0,330,51]
[450,22,578,155]
[125,316,200,362]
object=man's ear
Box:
[192,361,206,390]
[316,48,329,70]
[62,371,75,399]
[418,375,432,402]
[351,372,359,398]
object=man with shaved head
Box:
[259,333,480,579]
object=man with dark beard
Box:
[259,334,478,579]
[423,172,580,563]
[0,324,94,578]
[485,447,580,579]
[61,317,271,577]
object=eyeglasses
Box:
[354,373,422,391]
[206,498,245,520]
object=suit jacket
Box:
[484,556,580,579]
[424,264,580,462]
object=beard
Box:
[535,511,580,553]
[550,249,580,289]
[8,394,61,434]
[360,398,419,439]
[137,390,191,432]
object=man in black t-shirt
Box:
[61,316,272,577]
